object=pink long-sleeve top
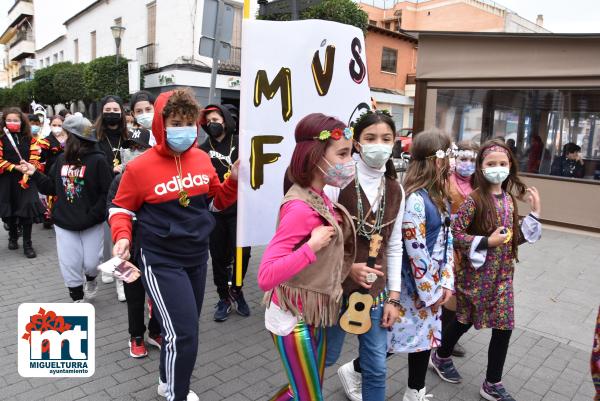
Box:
[258,190,338,308]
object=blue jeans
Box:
[326,306,387,401]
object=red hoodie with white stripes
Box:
[109,91,237,267]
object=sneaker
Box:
[337,361,362,401]
[452,342,466,357]
[116,279,126,302]
[129,337,148,358]
[101,271,114,283]
[480,380,516,401]
[147,333,163,350]
[232,290,251,317]
[84,279,98,300]
[213,298,232,322]
[8,239,18,250]
[430,349,462,383]
[403,387,433,401]
[157,379,199,401]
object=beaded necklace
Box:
[354,168,387,240]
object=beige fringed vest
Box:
[266,184,356,327]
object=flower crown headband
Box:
[455,149,477,159]
[427,144,458,159]
[315,127,354,141]
[482,145,509,159]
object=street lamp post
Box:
[110,25,126,64]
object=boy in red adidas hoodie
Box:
[109,89,239,401]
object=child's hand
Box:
[349,262,384,289]
[488,226,509,247]
[526,187,541,216]
[113,238,131,260]
[19,160,36,176]
[307,225,335,253]
[229,160,240,181]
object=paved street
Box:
[0,224,597,400]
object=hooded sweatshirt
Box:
[109,91,238,268]
[199,104,239,215]
[33,147,113,231]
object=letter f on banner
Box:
[253,68,293,122]
[250,135,283,190]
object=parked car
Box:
[395,128,413,153]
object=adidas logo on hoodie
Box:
[154,173,211,195]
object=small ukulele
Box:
[339,234,383,335]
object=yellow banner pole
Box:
[236,0,250,287]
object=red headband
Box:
[482,145,509,159]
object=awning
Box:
[0,27,17,45]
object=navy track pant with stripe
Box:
[141,251,207,401]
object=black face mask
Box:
[103,112,121,126]
[206,122,224,138]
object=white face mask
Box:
[360,143,393,169]
[51,127,63,135]
[483,166,510,184]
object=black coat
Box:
[33,147,113,231]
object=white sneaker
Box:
[338,361,362,401]
[157,379,199,401]
[101,271,114,283]
[116,279,126,302]
[84,279,98,299]
[403,387,433,401]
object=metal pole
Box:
[290,0,298,20]
[208,0,224,104]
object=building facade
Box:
[2,0,243,108]
[360,0,550,132]
[413,32,600,231]
[0,0,36,87]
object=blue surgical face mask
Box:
[166,126,197,153]
[31,125,41,135]
[136,113,154,129]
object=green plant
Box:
[259,0,368,31]
[10,81,34,110]
[84,55,129,101]
[301,0,368,31]
[32,62,73,105]
[53,63,86,106]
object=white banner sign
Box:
[238,19,371,247]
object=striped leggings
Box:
[270,321,327,401]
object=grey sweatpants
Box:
[55,224,104,288]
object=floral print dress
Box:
[452,193,541,330]
[388,192,454,353]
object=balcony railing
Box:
[13,29,33,46]
[219,46,241,72]
[137,43,158,71]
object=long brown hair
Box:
[94,95,128,142]
[403,128,452,213]
[469,139,527,260]
[0,107,32,139]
